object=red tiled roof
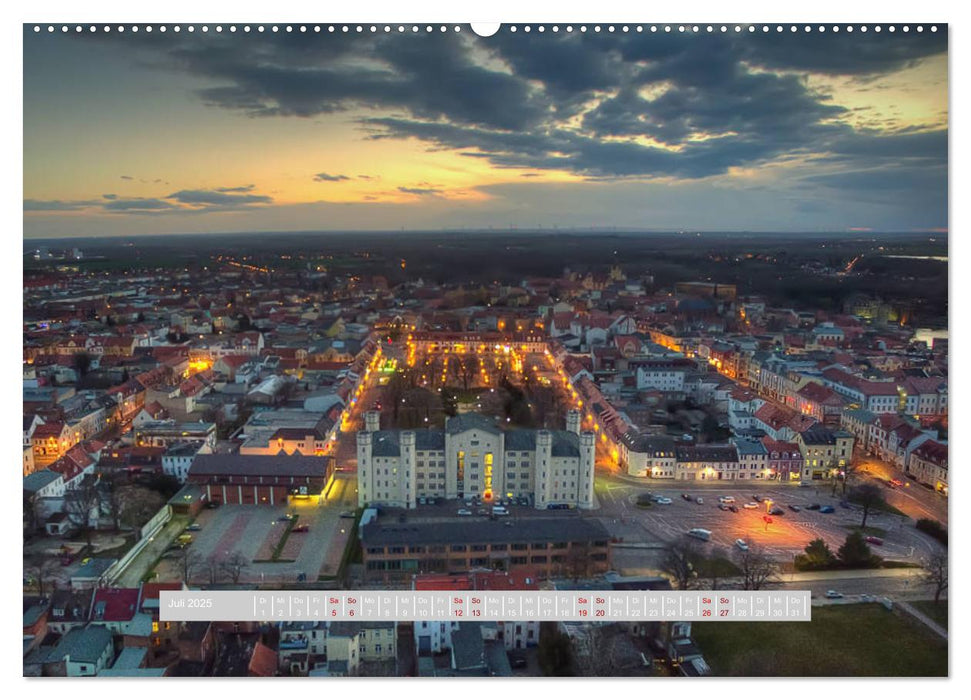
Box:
[91,588,141,622]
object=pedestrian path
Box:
[897,600,948,640]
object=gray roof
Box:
[50,624,113,664]
[446,413,501,436]
[23,469,63,493]
[108,646,148,670]
[731,437,768,456]
[622,433,677,455]
[675,445,739,463]
[451,624,486,671]
[362,517,610,547]
[189,453,332,478]
[550,431,581,458]
[799,427,836,445]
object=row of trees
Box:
[662,535,781,591]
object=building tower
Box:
[399,431,418,509]
[534,430,553,509]
[566,409,581,435]
[364,410,380,433]
[578,432,596,509]
[356,430,373,507]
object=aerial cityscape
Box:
[22,23,947,679]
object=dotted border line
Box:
[31,24,940,35]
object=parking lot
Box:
[156,475,359,585]
[594,475,940,564]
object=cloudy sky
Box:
[23,25,947,238]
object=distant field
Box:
[693,603,947,677]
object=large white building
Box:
[357,410,595,510]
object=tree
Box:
[537,622,574,676]
[920,550,948,604]
[837,531,882,569]
[440,388,458,417]
[219,550,250,584]
[562,543,593,583]
[73,351,93,378]
[119,486,166,530]
[24,554,60,598]
[696,547,735,589]
[64,479,102,546]
[662,536,701,590]
[795,538,836,571]
[734,545,780,590]
[175,549,206,584]
[848,483,885,529]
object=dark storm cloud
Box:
[48,27,947,201]
[314,172,351,182]
[214,184,256,193]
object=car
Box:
[806,503,822,511]
[464,501,473,507]
[735,538,749,551]
[718,503,730,511]
[788,504,801,512]
[769,507,785,516]
[477,508,489,515]
[279,513,295,521]
[296,572,307,582]
[695,497,704,505]
[819,505,835,514]
[687,528,712,542]
[292,524,309,533]
[418,497,427,505]
[339,511,356,518]
[865,536,884,546]
[752,495,763,503]
[743,502,759,509]
[186,523,202,531]
[654,497,673,505]
[509,655,528,670]
[889,479,903,488]
[728,505,739,513]
[718,496,735,504]
[457,509,473,516]
[681,493,692,501]
[825,590,844,599]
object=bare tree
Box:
[662,536,701,590]
[24,554,61,598]
[920,550,948,604]
[734,545,780,591]
[64,479,101,546]
[119,485,166,530]
[563,543,593,583]
[849,483,885,529]
[219,550,250,584]
[575,624,629,676]
[175,549,206,584]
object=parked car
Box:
[457,509,473,516]
[509,655,528,670]
[292,525,309,533]
[788,504,801,512]
[743,502,759,510]
[735,538,749,551]
[769,507,785,516]
[681,493,692,501]
[695,497,704,505]
[752,495,763,503]
[186,523,202,531]
[825,590,844,599]
[718,496,736,504]
[279,513,295,521]
[807,503,822,511]
[339,511,356,518]
[654,497,673,505]
[728,505,739,513]
[718,504,730,511]
[889,479,903,488]
[865,536,884,546]
[819,505,835,514]
[418,497,427,505]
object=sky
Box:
[23,25,948,238]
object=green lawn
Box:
[910,600,948,630]
[693,603,947,677]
